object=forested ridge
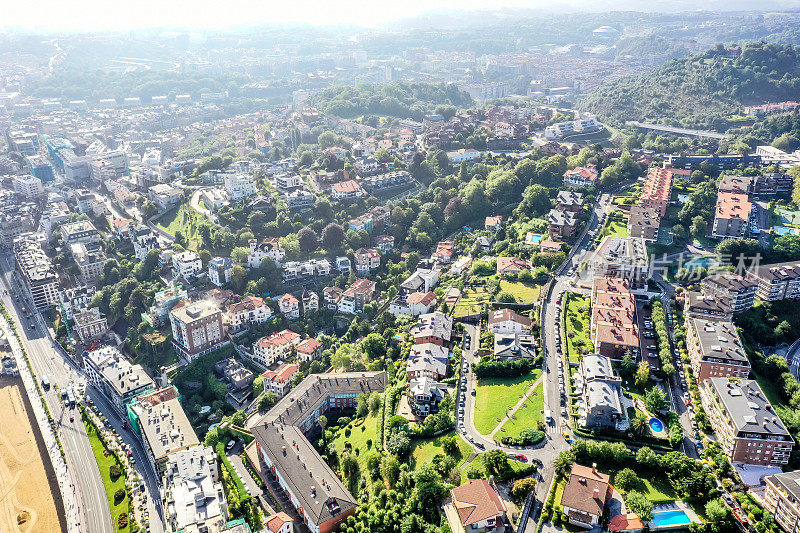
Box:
[579,42,800,129]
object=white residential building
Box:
[278,293,300,319]
[208,257,233,286]
[224,296,272,332]
[162,446,228,532]
[248,238,285,268]
[12,174,43,197]
[83,346,155,416]
[354,248,381,275]
[172,251,203,279]
[223,173,256,201]
[252,330,301,367]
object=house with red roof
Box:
[608,513,644,533]
[264,511,294,533]
[296,338,323,363]
[389,291,437,317]
[449,479,507,533]
[253,329,301,367]
[563,164,599,187]
[262,363,300,398]
[278,293,300,319]
[485,216,504,232]
[330,180,364,200]
[496,257,528,277]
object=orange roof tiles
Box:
[715,192,752,220]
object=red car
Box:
[515,454,527,461]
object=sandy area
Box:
[0,376,65,532]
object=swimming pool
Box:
[652,509,691,527]
[649,417,664,433]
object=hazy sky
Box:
[4,0,540,32]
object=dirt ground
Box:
[0,376,65,532]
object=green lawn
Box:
[602,218,628,238]
[330,412,381,468]
[499,280,542,303]
[564,293,592,357]
[474,370,542,435]
[496,382,544,439]
[84,417,132,532]
[612,468,677,504]
[411,431,473,468]
[155,204,207,249]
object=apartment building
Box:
[587,236,648,289]
[764,470,800,533]
[252,330,301,367]
[74,309,109,342]
[337,278,376,315]
[12,174,44,198]
[208,256,233,286]
[699,378,794,466]
[627,206,660,242]
[410,311,453,347]
[172,250,203,280]
[686,317,750,381]
[712,192,752,240]
[590,277,639,360]
[563,165,599,187]
[640,167,673,217]
[70,242,107,283]
[295,338,322,363]
[747,261,800,301]
[487,308,532,335]
[83,346,155,416]
[251,372,386,533]
[60,220,101,245]
[128,386,200,473]
[548,209,577,240]
[223,173,256,201]
[261,363,300,398]
[149,183,183,211]
[224,296,272,332]
[354,248,381,275]
[577,354,625,430]
[556,190,584,212]
[162,445,228,532]
[278,293,300,319]
[700,273,756,312]
[330,180,364,200]
[169,301,227,361]
[14,235,60,309]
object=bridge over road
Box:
[626,121,730,139]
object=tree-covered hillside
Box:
[308,82,473,120]
[579,42,800,130]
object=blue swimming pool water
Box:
[649,417,664,433]
[774,226,799,236]
[684,255,716,269]
[529,233,543,243]
[652,510,691,527]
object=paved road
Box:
[0,253,114,533]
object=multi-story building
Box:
[172,250,203,280]
[251,372,386,533]
[252,330,301,367]
[133,229,162,262]
[12,174,43,198]
[627,206,660,242]
[699,377,794,466]
[223,174,256,201]
[60,220,101,246]
[14,235,60,309]
[261,363,300,398]
[83,346,154,416]
[640,167,673,217]
[322,286,343,310]
[353,248,381,275]
[686,317,750,382]
[449,480,507,533]
[563,165,599,187]
[700,273,757,312]
[208,257,233,286]
[162,445,228,532]
[712,192,752,239]
[747,261,800,301]
[278,293,300,319]
[577,354,625,430]
[149,183,183,211]
[487,308,532,335]
[169,301,227,361]
[70,242,108,283]
[587,236,648,289]
[410,311,453,347]
[359,170,412,193]
[296,338,322,363]
[248,238,285,268]
[764,470,800,533]
[73,309,109,342]
[556,191,584,212]
[548,209,577,240]
[330,180,364,200]
[224,296,272,332]
[590,277,638,360]
[337,278,376,315]
[127,386,200,473]
[59,285,95,321]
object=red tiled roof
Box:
[497,257,527,273]
[451,479,505,526]
[263,363,299,383]
[257,329,301,348]
[609,513,644,532]
[296,338,322,354]
[407,291,436,306]
[265,512,294,533]
[331,180,361,193]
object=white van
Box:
[545,410,553,424]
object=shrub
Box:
[109,464,122,480]
[114,488,126,504]
[117,513,129,529]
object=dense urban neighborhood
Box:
[4,6,800,533]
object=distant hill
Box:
[578,42,800,130]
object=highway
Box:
[0,252,114,533]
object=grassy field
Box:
[499,280,542,303]
[496,382,544,439]
[474,370,542,435]
[84,419,131,532]
[564,293,592,359]
[611,468,677,503]
[155,204,206,248]
[453,285,490,317]
[602,218,629,238]
[330,412,381,469]
[411,431,473,468]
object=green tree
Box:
[645,387,669,413]
[635,360,650,388]
[231,265,247,291]
[321,223,345,250]
[298,226,319,255]
[483,449,511,478]
[441,435,459,457]
[380,454,401,487]
[615,468,639,492]
[625,491,653,521]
